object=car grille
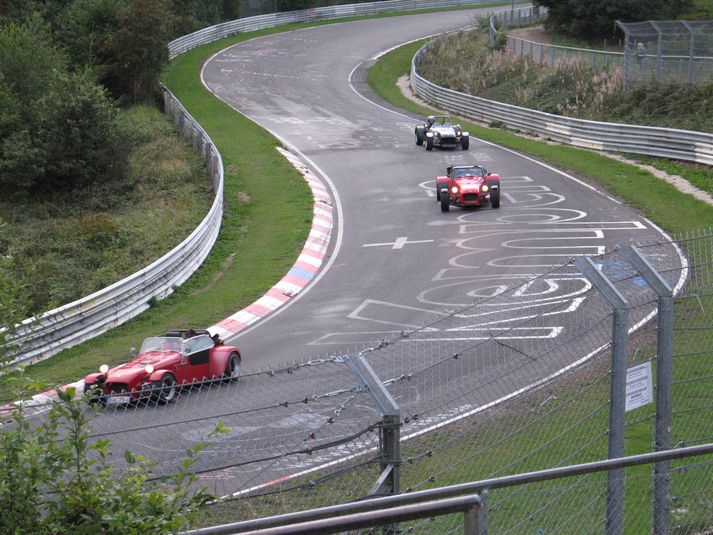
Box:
[106,382,129,393]
[462,193,479,202]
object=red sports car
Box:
[83,329,241,405]
[436,164,500,212]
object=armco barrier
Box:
[413,9,713,165]
[4,0,502,366]
[168,0,497,59]
[5,89,224,367]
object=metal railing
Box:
[183,444,713,534]
[168,0,502,59]
[412,10,713,164]
[4,89,225,367]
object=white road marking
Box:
[363,237,434,249]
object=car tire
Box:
[440,189,450,212]
[426,136,433,151]
[436,183,441,201]
[491,189,500,208]
[155,373,177,404]
[223,352,242,383]
[461,136,469,150]
[415,127,424,146]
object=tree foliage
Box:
[110,0,172,103]
[0,20,129,194]
[534,0,695,38]
[59,0,172,104]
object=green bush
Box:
[0,387,213,534]
[0,19,129,195]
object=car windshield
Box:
[454,166,485,178]
[139,336,184,354]
[434,116,451,126]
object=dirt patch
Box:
[397,75,447,114]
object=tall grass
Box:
[418,26,713,132]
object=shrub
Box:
[0,387,213,534]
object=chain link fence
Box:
[6,228,709,533]
[617,20,713,89]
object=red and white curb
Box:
[211,148,333,340]
[1,148,333,419]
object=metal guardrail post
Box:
[464,497,481,535]
[575,257,630,535]
[622,246,674,535]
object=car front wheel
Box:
[223,352,242,383]
[491,189,500,208]
[461,136,469,150]
[426,136,434,151]
[154,374,177,404]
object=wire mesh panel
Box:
[617,20,713,88]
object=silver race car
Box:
[415,115,469,151]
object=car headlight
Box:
[99,364,109,374]
[482,185,489,192]
[144,364,154,374]
[451,186,458,194]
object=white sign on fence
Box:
[626,361,654,412]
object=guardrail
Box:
[168,0,499,58]
[412,10,713,165]
[5,89,224,367]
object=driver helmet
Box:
[427,116,435,126]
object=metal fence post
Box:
[478,488,488,535]
[576,257,630,535]
[623,246,674,535]
[347,354,401,498]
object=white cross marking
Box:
[363,237,434,250]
